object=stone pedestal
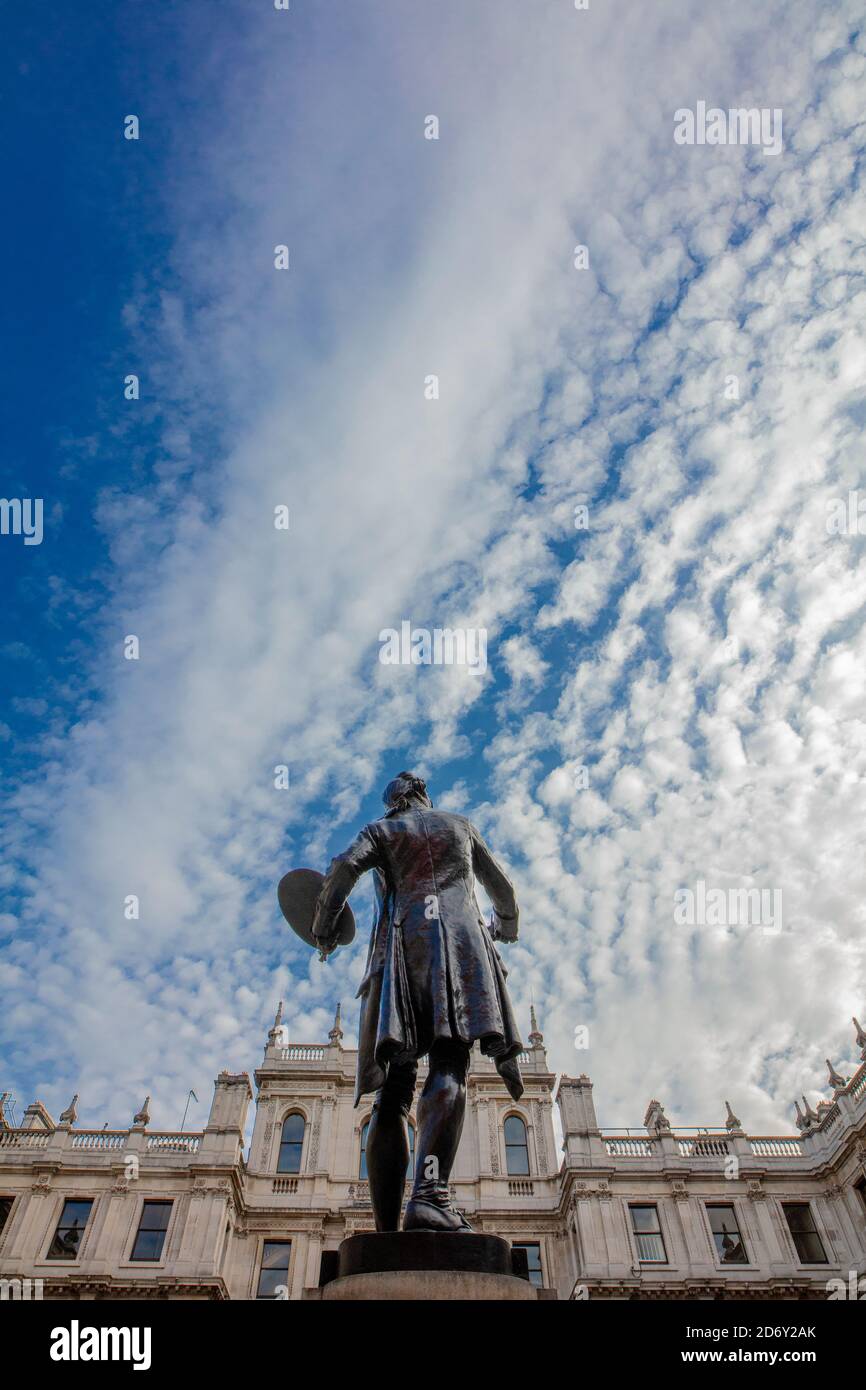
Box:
[307,1231,539,1301]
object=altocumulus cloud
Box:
[2,0,865,1138]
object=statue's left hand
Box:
[492,913,518,944]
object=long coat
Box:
[310,807,524,1104]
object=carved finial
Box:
[267,1001,285,1046]
[826,1058,846,1090]
[528,1002,543,1046]
[724,1100,742,1134]
[794,1099,807,1131]
[0,1091,9,1128]
[644,1099,671,1135]
[801,1095,819,1127]
[329,1001,344,1044]
[58,1094,79,1127]
[133,1095,151,1128]
[853,1016,866,1059]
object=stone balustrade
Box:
[0,1126,203,1157]
[145,1132,201,1154]
[0,1129,51,1150]
[69,1131,126,1150]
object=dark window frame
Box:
[407,1120,415,1180]
[256,1240,292,1299]
[629,1203,668,1264]
[277,1112,305,1174]
[130,1200,173,1262]
[46,1198,94,1261]
[0,1195,14,1240]
[706,1203,749,1265]
[512,1240,544,1287]
[782,1203,828,1265]
[504,1113,530,1177]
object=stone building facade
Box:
[1,1008,864,1301]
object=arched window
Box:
[277,1113,305,1173]
[359,1120,370,1179]
[504,1114,530,1176]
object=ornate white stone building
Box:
[1,1008,864,1300]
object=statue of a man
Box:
[311,772,524,1233]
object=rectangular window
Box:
[855,1177,866,1215]
[783,1203,828,1264]
[0,1196,14,1238]
[47,1199,93,1260]
[630,1205,667,1263]
[130,1201,172,1262]
[512,1241,543,1287]
[707,1204,748,1264]
[256,1240,292,1299]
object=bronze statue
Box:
[305,772,524,1233]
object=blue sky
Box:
[2,1,866,1138]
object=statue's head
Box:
[382,771,432,814]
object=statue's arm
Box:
[311,824,380,950]
[471,826,519,943]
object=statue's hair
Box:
[382,771,429,814]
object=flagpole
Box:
[180,1089,199,1132]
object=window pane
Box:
[277,1141,302,1174]
[504,1115,526,1145]
[784,1204,811,1233]
[630,1206,660,1234]
[281,1114,304,1143]
[257,1268,288,1298]
[796,1231,828,1263]
[0,1197,13,1236]
[58,1200,93,1228]
[506,1145,530,1175]
[407,1123,415,1180]
[634,1231,666,1262]
[131,1228,166,1262]
[261,1240,292,1270]
[140,1201,172,1231]
[708,1206,747,1264]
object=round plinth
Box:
[313,1231,537,1300]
